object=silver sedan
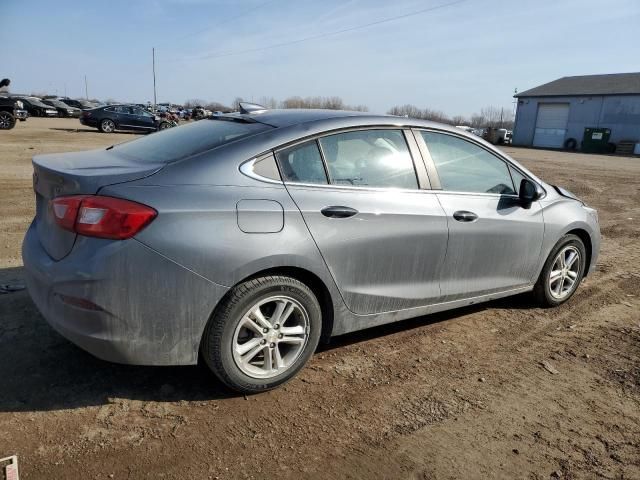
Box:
[22,104,600,393]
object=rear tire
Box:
[0,111,16,130]
[534,234,586,307]
[99,118,115,133]
[201,276,322,394]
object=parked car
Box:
[42,99,82,118]
[60,98,97,110]
[79,104,170,133]
[0,96,28,129]
[23,105,600,393]
[19,97,58,117]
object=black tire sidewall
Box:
[0,112,16,130]
[536,234,586,306]
[203,276,322,393]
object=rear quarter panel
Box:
[98,180,349,329]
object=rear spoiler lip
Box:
[32,151,165,197]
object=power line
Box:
[177,0,468,63]
[170,0,280,45]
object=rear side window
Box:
[420,131,516,194]
[113,119,272,164]
[276,141,328,184]
[318,130,418,189]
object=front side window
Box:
[276,141,328,184]
[509,167,527,194]
[318,129,418,189]
[420,131,515,194]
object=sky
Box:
[1,0,639,117]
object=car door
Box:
[131,107,157,130]
[108,106,129,127]
[415,129,544,301]
[277,128,448,315]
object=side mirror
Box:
[519,179,539,207]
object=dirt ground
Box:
[0,118,638,480]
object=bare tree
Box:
[184,98,208,108]
[451,115,468,126]
[232,97,245,111]
[257,96,278,109]
[204,101,232,112]
[388,104,423,118]
[387,104,451,124]
[477,106,513,128]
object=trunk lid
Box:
[32,148,164,260]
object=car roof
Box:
[221,109,485,142]
[221,109,372,128]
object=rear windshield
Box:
[112,118,272,163]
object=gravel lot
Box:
[1,118,639,479]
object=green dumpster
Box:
[582,127,611,153]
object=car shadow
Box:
[0,265,538,413]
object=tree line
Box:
[185,96,512,129]
[28,90,513,129]
[387,104,514,129]
[184,95,369,113]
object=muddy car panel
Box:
[22,110,601,364]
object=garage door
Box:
[533,103,570,148]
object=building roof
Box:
[515,72,640,98]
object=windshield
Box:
[26,98,50,108]
[47,100,69,108]
[112,118,273,163]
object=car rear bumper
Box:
[22,220,229,366]
[79,117,97,127]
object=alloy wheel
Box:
[548,245,581,300]
[101,120,115,133]
[0,112,13,129]
[232,295,309,379]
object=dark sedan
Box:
[19,97,58,117]
[42,99,82,118]
[60,98,98,110]
[80,104,162,133]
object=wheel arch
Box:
[566,228,593,276]
[201,266,335,351]
[243,266,334,343]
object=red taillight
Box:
[51,195,157,240]
[82,111,92,117]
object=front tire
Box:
[201,276,322,393]
[0,111,16,130]
[534,234,586,307]
[99,118,116,133]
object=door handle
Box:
[321,206,358,218]
[453,210,478,222]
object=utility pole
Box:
[84,75,88,100]
[152,47,157,111]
